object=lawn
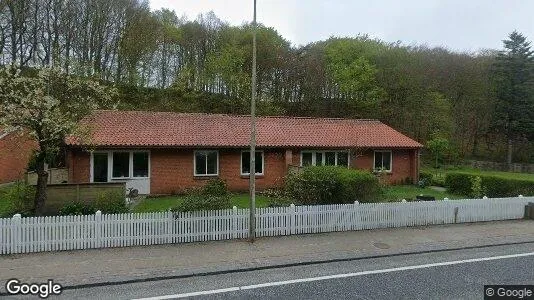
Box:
[133,193,272,213]
[381,185,464,202]
[422,166,534,182]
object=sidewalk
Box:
[1,220,534,289]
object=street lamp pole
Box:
[249,0,257,242]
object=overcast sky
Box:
[149,0,534,52]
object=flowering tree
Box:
[0,67,116,215]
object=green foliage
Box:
[418,172,433,188]
[59,202,96,216]
[445,172,534,197]
[94,191,128,214]
[171,179,231,212]
[284,166,382,204]
[0,182,35,217]
[427,133,450,168]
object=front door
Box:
[93,153,108,182]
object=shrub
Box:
[445,172,534,197]
[171,179,231,212]
[0,182,35,217]
[94,190,128,214]
[59,202,96,216]
[284,166,381,204]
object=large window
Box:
[374,151,392,172]
[194,151,218,176]
[92,151,150,182]
[300,151,349,167]
[241,151,264,175]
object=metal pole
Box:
[249,0,257,242]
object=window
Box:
[241,151,264,175]
[112,152,130,178]
[374,151,392,172]
[194,151,218,176]
[93,153,108,182]
[133,152,149,177]
[300,151,350,167]
[91,151,150,182]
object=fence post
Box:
[11,214,21,254]
[353,201,360,230]
[290,204,296,235]
[482,196,488,199]
[232,206,238,239]
[453,207,459,224]
[401,199,407,203]
[95,210,102,248]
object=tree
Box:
[492,31,534,167]
[427,133,450,168]
[0,67,116,215]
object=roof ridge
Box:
[94,110,381,122]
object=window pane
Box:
[241,151,250,174]
[255,152,263,174]
[93,153,108,182]
[337,152,349,167]
[374,152,383,169]
[133,152,149,177]
[195,152,206,175]
[315,152,323,166]
[383,152,391,170]
[206,151,218,175]
[302,152,313,166]
[325,152,336,166]
[112,152,130,177]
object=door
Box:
[93,153,108,182]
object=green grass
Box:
[133,193,271,213]
[381,185,464,202]
[422,166,534,182]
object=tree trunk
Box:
[507,138,513,171]
[34,157,49,216]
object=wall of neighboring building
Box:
[0,131,37,184]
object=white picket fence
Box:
[0,197,532,255]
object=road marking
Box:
[132,251,534,300]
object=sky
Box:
[149,0,534,52]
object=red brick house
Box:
[0,128,37,184]
[65,110,423,194]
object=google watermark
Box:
[485,285,534,299]
[5,279,62,298]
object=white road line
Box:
[132,251,534,300]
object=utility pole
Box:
[249,0,257,242]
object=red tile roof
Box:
[65,110,423,148]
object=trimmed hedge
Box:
[445,172,534,197]
[172,179,231,212]
[285,166,382,204]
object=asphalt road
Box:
[3,242,534,299]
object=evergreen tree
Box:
[492,31,534,166]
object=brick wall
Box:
[150,148,286,194]
[66,147,419,194]
[0,131,37,184]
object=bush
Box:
[171,179,231,212]
[0,182,35,217]
[418,172,433,188]
[94,190,128,214]
[284,166,381,204]
[445,172,534,197]
[59,202,96,216]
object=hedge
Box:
[285,166,382,204]
[445,172,534,198]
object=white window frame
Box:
[373,150,392,172]
[240,150,265,176]
[90,150,151,182]
[193,150,219,177]
[300,150,350,167]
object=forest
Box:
[2,0,534,164]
